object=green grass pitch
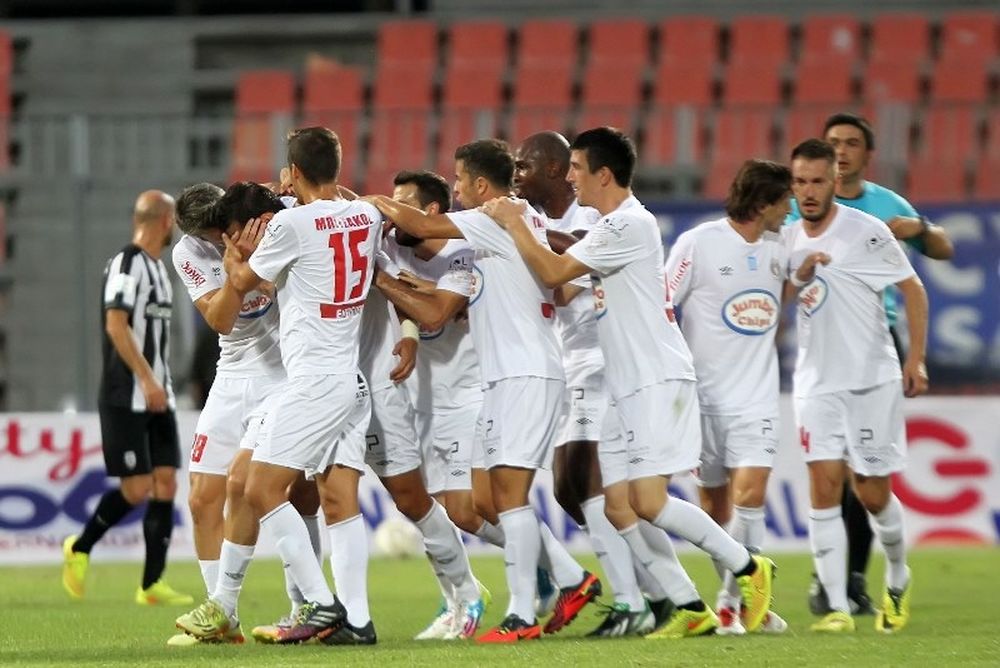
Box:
[1,548,998,666]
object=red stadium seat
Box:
[509,63,573,141]
[916,105,979,167]
[794,61,854,104]
[799,14,861,64]
[589,18,650,67]
[658,16,719,66]
[863,59,921,104]
[907,160,967,204]
[653,62,714,106]
[0,31,12,75]
[930,59,990,103]
[724,63,783,105]
[578,62,644,134]
[711,107,776,161]
[973,158,1000,200]
[703,157,744,200]
[447,20,508,71]
[373,64,433,111]
[302,63,364,189]
[518,19,578,68]
[365,110,431,192]
[782,104,860,157]
[869,13,929,65]
[230,70,296,183]
[377,20,437,72]
[939,11,999,65]
[642,107,705,168]
[728,15,789,66]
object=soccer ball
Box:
[372,517,424,559]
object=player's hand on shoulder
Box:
[887,216,923,240]
[902,358,929,398]
[481,196,526,229]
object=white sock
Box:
[721,505,766,604]
[498,505,542,621]
[416,500,479,602]
[538,521,585,588]
[622,522,699,606]
[581,496,644,610]
[631,551,670,602]
[474,520,506,548]
[261,502,334,605]
[198,559,219,596]
[809,506,849,613]
[285,568,305,619]
[869,494,909,591]
[651,498,751,573]
[302,513,324,563]
[212,541,254,618]
[328,514,371,627]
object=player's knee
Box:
[628,489,662,523]
[445,502,482,534]
[288,479,321,516]
[226,474,248,504]
[120,476,153,505]
[393,488,432,522]
[188,484,223,522]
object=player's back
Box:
[250,198,381,378]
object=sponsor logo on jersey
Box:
[668,257,691,293]
[181,260,206,288]
[467,265,485,306]
[591,274,608,320]
[798,276,829,316]
[770,258,783,279]
[721,289,779,335]
[239,292,273,319]
[718,265,734,277]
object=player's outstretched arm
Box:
[482,197,590,288]
[896,275,930,397]
[364,194,463,240]
[376,270,468,332]
[888,216,954,260]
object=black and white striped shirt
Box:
[99,243,176,411]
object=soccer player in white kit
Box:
[365,140,601,642]
[665,159,793,636]
[786,139,928,634]
[225,127,381,645]
[483,127,777,638]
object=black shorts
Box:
[98,405,181,477]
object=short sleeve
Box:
[846,231,917,292]
[103,251,143,313]
[435,246,475,297]
[249,212,299,283]
[171,241,223,302]
[447,209,511,256]
[566,213,648,276]
[664,230,696,305]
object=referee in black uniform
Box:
[61,190,193,606]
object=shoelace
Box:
[191,600,219,626]
[293,602,316,626]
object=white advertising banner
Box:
[1,397,998,565]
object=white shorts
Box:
[695,410,779,488]
[253,373,370,478]
[189,374,285,476]
[365,383,423,479]
[794,381,906,477]
[597,406,628,487]
[417,401,481,494]
[555,372,608,446]
[616,379,701,481]
[480,376,564,470]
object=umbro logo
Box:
[718,265,734,277]
[487,447,497,455]
[450,470,464,477]
[576,417,593,425]
[815,548,832,558]
[224,570,245,580]
[629,457,644,464]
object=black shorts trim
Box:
[98,405,181,477]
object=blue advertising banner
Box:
[648,201,1000,379]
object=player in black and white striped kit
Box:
[62,190,194,607]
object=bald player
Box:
[62,190,194,607]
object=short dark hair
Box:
[791,138,836,164]
[175,183,224,235]
[213,182,286,230]
[570,127,636,188]
[725,160,792,222]
[823,112,875,151]
[287,126,341,185]
[393,170,452,213]
[454,139,515,190]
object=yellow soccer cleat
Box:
[167,625,245,647]
[136,580,194,606]
[61,535,89,600]
[875,575,912,634]
[645,606,718,640]
[811,611,856,633]
[736,555,776,632]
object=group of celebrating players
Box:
[64,114,934,647]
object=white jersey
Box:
[785,203,916,397]
[358,287,400,393]
[545,201,605,388]
[395,237,481,412]
[448,203,564,386]
[172,234,284,379]
[567,195,696,400]
[248,198,381,378]
[665,218,785,415]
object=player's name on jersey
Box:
[314,212,376,231]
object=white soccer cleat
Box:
[415,601,457,640]
[757,610,789,634]
[716,606,747,636]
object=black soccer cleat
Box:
[808,572,832,615]
[848,571,876,615]
[321,619,377,646]
[276,598,347,644]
